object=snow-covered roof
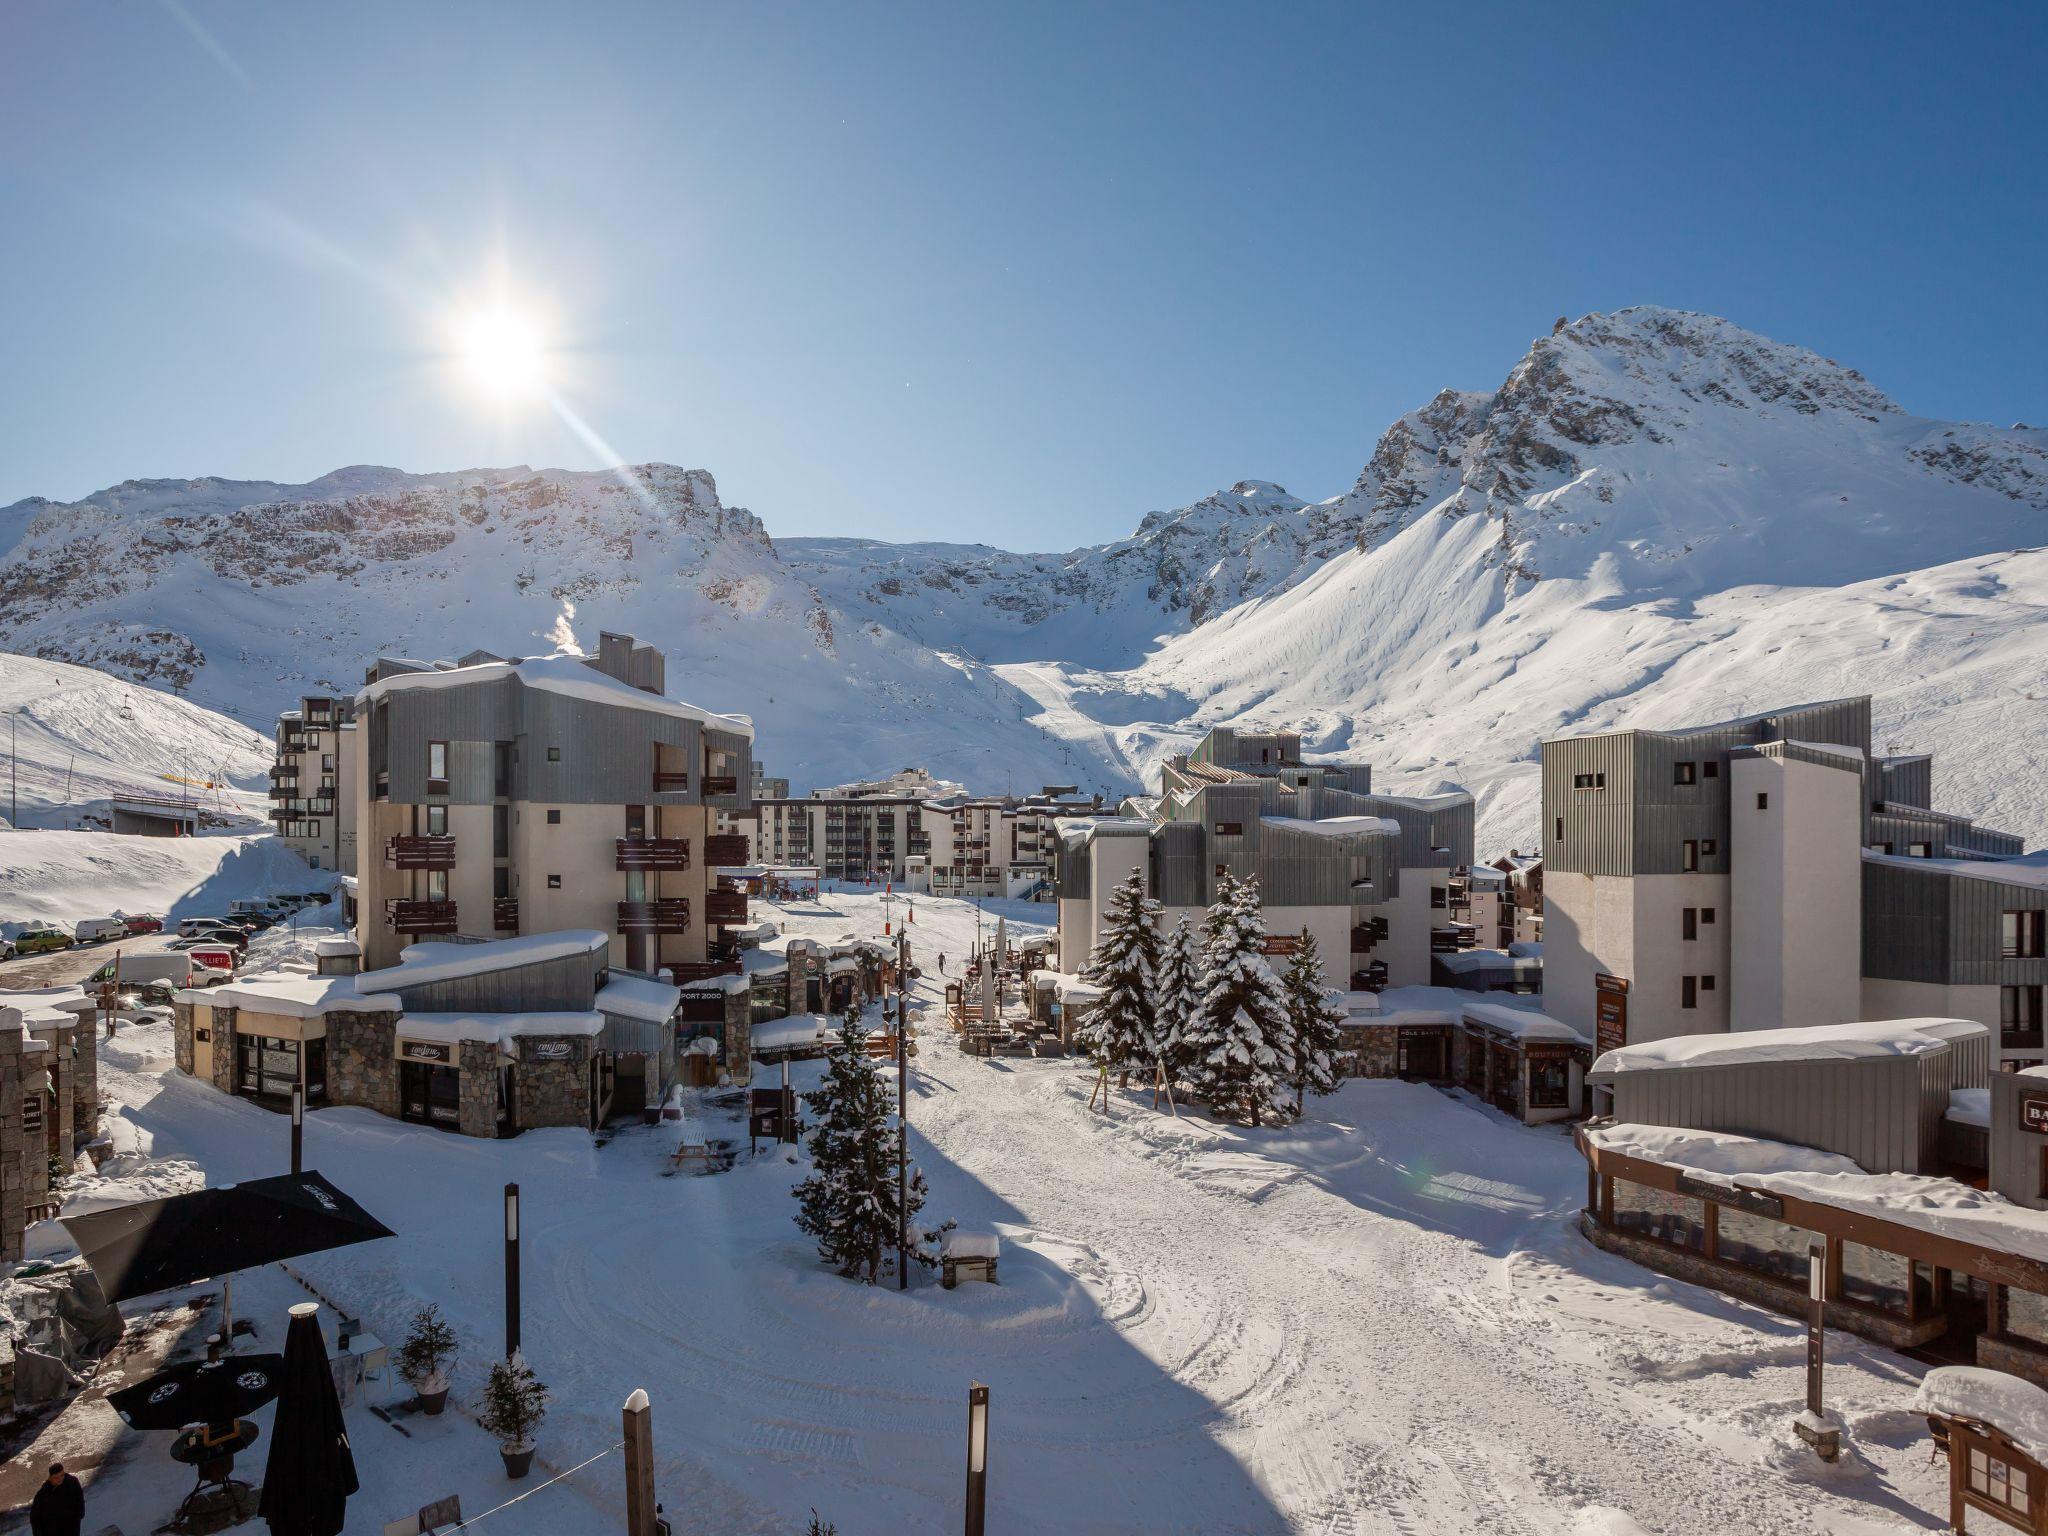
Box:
[1865,849,2048,891]
[312,937,360,959]
[1778,738,1868,763]
[751,1014,830,1052]
[358,930,609,993]
[674,971,751,996]
[942,1232,1000,1260]
[1367,984,1481,1027]
[1914,1368,2048,1459]
[355,651,754,740]
[1260,814,1399,839]
[1585,1123,1863,1178]
[597,975,681,1023]
[1590,1018,1982,1077]
[1461,1000,1589,1045]
[398,1011,604,1048]
[174,972,400,1017]
[0,985,94,1016]
[1362,790,1473,810]
[1434,946,1539,974]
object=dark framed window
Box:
[426,740,448,792]
[2004,911,2046,960]
[1674,762,1696,786]
[425,805,447,836]
[1554,817,1564,843]
[426,870,448,901]
[1682,975,1699,1009]
[1528,1055,1570,1108]
[1682,840,1699,872]
[547,874,562,889]
[1214,864,1228,877]
[493,866,511,899]
[1701,906,1717,925]
[1756,792,1769,810]
[1430,887,1447,910]
[1701,974,1716,992]
[547,746,561,763]
[1572,772,1605,790]
[1700,838,1718,857]
[1703,760,1719,779]
[1682,908,1698,941]
[1909,841,1932,858]
[546,808,562,825]
[2006,985,2045,1031]
[493,804,509,858]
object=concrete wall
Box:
[1729,754,1863,1031]
[1548,869,1733,1047]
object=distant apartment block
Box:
[1542,695,2041,1062]
[1056,726,1474,991]
[269,693,357,873]
[347,632,756,976]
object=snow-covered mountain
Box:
[2,306,2041,850]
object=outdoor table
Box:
[170,1417,260,1525]
[324,1326,387,1403]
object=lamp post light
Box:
[504,1182,522,1359]
[897,924,910,1292]
[290,1083,304,1175]
[964,1381,990,1536]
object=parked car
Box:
[0,937,14,962]
[180,926,249,954]
[177,917,251,943]
[75,917,126,945]
[13,927,74,955]
[84,951,233,994]
[120,913,164,935]
[184,945,239,974]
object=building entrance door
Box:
[1397,1028,1444,1082]
[400,1059,462,1129]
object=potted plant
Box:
[395,1304,458,1416]
[479,1353,549,1479]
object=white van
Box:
[84,952,232,993]
[74,918,126,945]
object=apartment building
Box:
[1055,726,1474,991]
[1542,695,2034,1057]
[348,632,755,975]
[269,693,358,874]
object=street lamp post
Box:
[504,1183,522,1359]
[965,1382,990,1536]
[897,924,910,1291]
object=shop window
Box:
[1674,761,1696,786]
[1528,1055,1570,1109]
[1839,1241,1912,1314]
[2005,911,2047,960]
[1716,1207,1808,1285]
[1610,1179,1705,1251]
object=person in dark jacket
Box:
[30,1461,84,1536]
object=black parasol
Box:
[60,1171,393,1304]
[109,1352,286,1431]
[259,1302,358,1536]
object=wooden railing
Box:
[705,889,748,925]
[493,898,519,932]
[703,834,750,866]
[387,899,459,934]
[387,835,457,870]
[618,899,692,935]
[616,837,690,871]
[652,769,690,792]
[701,775,739,797]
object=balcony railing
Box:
[652,769,690,792]
[669,957,742,982]
[2004,1029,2045,1053]
[1350,961,1389,992]
[704,834,750,866]
[269,763,299,783]
[1350,918,1389,952]
[388,835,457,870]
[706,888,748,925]
[493,897,520,932]
[617,837,691,871]
[701,774,739,797]
[269,783,299,801]
[387,899,459,934]
[618,898,691,935]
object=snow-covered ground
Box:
[0,828,324,938]
[25,889,1962,1532]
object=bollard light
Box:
[965,1381,990,1536]
[504,1182,522,1359]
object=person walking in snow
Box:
[938,953,947,976]
[31,1462,84,1536]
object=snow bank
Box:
[1585,1124,1864,1179]
[1914,1367,2048,1459]
[752,1015,830,1053]
[0,830,321,935]
[1591,1018,1979,1076]
[361,930,609,991]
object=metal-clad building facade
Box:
[362,949,607,1013]
[1864,860,2048,988]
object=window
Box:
[2004,911,2047,960]
[1528,1055,1570,1108]
[1682,840,1699,872]
[495,741,513,797]
[547,746,561,763]
[1554,817,1564,843]
[1572,772,1606,790]
[427,740,448,790]
[493,804,509,858]
[547,874,562,889]
[493,866,511,899]
[1909,841,1932,858]
[546,808,562,825]
[2007,985,2045,1045]
[1682,908,1698,941]
[1430,887,1447,910]
[426,870,448,901]
[1717,1206,1808,1284]
[1215,821,1243,836]
[1609,1178,1705,1251]
[625,804,646,838]
[1703,760,1718,779]
[1674,761,1696,786]
[1967,1437,2037,1519]
[1214,864,1228,877]
[1701,906,1716,925]
[307,820,321,837]
[1700,974,1716,992]
[1700,838,1718,857]
[1839,1241,1911,1314]
[425,805,447,836]
[322,754,335,772]
[1682,975,1699,1009]
[1756,792,1769,811]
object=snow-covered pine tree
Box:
[1074,866,1159,1089]
[1185,873,1293,1125]
[1153,913,1204,1088]
[1281,926,1345,1117]
[793,1008,931,1283]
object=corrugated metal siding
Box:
[1882,757,1933,809]
[1256,824,1387,906]
[1056,837,1091,899]
[1949,869,2048,989]
[386,952,603,1012]
[1861,859,1951,983]
[1990,1072,2048,1210]
[1543,734,1637,876]
[1153,822,1207,907]
[598,1011,673,1060]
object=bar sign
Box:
[2022,1093,2048,1133]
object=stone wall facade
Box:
[211,1009,240,1097]
[1,1026,26,1263]
[71,1014,98,1151]
[328,1015,400,1116]
[172,1001,196,1076]
[514,1037,590,1130]
[723,991,752,1084]
[459,1040,502,1139]
[1339,1024,1399,1079]
[1979,1333,2048,1393]
[44,1025,76,1175]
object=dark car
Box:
[181,923,250,952]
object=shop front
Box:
[397,1037,463,1130]
[237,1031,327,1108]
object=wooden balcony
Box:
[652,769,690,793]
[703,834,750,866]
[701,774,739,797]
[669,958,742,983]
[1349,918,1389,952]
[387,835,457,871]
[493,897,520,932]
[269,763,299,783]
[705,888,748,925]
[387,899,458,934]
[616,837,690,871]
[618,898,691,935]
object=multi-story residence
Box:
[1494,852,1544,946]
[1451,865,1512,949]
[1055,726,1474,991]
[348,632,756,976]
[748,768,955,884]
[269,693,357,874]
[1542,695,2037,1058]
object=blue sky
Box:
[3,2,2043,547]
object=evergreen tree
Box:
[1184,874,1292,1125]
[1074,867,1160,1088]
[1281,927,1345,1117]
[793,1008,931,1283]
[1152,913,1205,1088]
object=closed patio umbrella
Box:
[109,1352,285,1430]
[259,1302,357,1535]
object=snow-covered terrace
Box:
[1590,1017,1985,1077]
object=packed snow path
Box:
[55,889,1950,1533]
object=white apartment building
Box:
[269,693,357,874]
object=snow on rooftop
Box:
[358,930,610,993]
[1259,814,1399,839]
[312,937,360,958]
[752,1014,830,1052]
[1364,790,1473,810]
[597,975,681,1023]
[355,651,754,740]
[1362,985,1471,1027]
[1947,1088,1991,1130]
[174,971,400,1017]
[1778,738,1868,762]
[1461,1000,1589,1045]
[399,1011,605,1050]
[1584,1124,1864,1179]
[1914,1368,2048,1461]
[1590,1018,1982,1077]
[1865,849,2048,890]
[1434,946,1538,974]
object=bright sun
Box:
[450,300,550,401]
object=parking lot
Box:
[0,930,182,989]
